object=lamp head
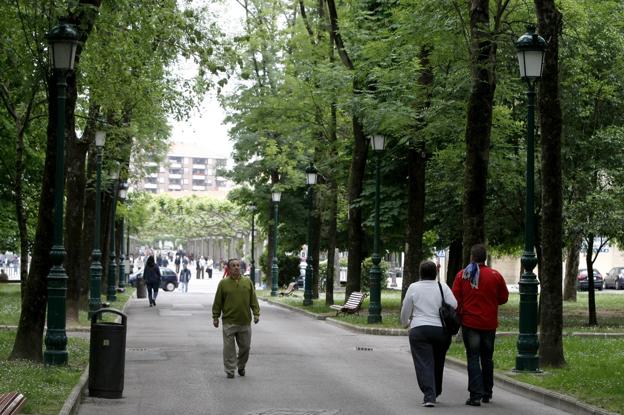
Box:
[271,190,282,203]
[370,134,386,151]
[516,25,546,80]
[46,18,79,70]
[305,162,318,185]
[95,130,106,148]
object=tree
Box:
[535,0,565,367]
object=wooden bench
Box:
[329,291,367,316]
[0,392,26,415]
[279,282,298,296]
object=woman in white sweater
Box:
[400,260,458,407]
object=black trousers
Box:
[408,325,452,403]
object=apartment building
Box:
[137,142,232,197]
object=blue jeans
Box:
[408,326,452,403]
[462,326,496,400]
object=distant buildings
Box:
[134,142,233,198]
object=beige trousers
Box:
[222,324,252,375]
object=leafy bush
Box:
[361,257,389,291]
[258,251,300,287]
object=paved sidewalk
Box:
[63,276,616,415]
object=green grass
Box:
[263,288,624,413]
[0,285,22,325]
[262,289,624,332]
[447,336,624,414]
[0,284,134,414]
[0,330,89,414]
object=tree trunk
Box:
[346,115,368,298]
[446,238,463,286]
[402,146,426,300]
[9,76,58,362]
[462,0,496,264]
[563,236,580,301]
[64,86,90,323]
[535,0,565,367]
[585,235,597,326]
[325,175,338,305]
[312,192,321,299]
[81,147,97,298]
[402,45,432,301]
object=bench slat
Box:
[0,392,26,415]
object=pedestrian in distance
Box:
[222,261,230,279]
[400,260,457,408]
[199,256,206,279]
[206,257,213,279]
[179,263,191,293]
[196,257,201,279]
[212,258,260,378]
[453,243,509,406]
[174,255,181,274]
[143,255,161,307]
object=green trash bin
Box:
[88,308,127,398]
[136,277,146,298]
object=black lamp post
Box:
[303,163,318,306]
[107,167,120,302]
[368,134,385,324]
[249,204,257,286]
[270,189,281,297]
[88,128,106,318]
[514,25,545,372]
[43,18,79,366]
[117,183,128,291]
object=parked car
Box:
[604,267,624,290]
[577,269,603,291]
[128,267,179,292]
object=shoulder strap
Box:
[437,281,446,302]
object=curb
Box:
[262,297,618,415]
[58,297,132,415]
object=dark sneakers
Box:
[226,373,235,378]
[238,368,245,376]
[482,396,491,403]
[465,398,481,406]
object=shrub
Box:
[361,257,389,291]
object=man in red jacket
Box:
[452,244,509,406]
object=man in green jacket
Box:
[212,258,260,378]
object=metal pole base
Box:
[514,355,542,373]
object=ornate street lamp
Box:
[303,163,318,306]
[117,183,128,291]
[270,189,281,296]
[514,25,545,372]
[249,204,257,286]
[107,167,120,302]
[88,128,106,318]
[43,18,79,366]
[368,134,385,324]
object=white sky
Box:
[168,0,245,159]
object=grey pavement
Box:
[74,273,582,415]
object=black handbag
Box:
[438,281,461,335]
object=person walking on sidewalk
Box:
[453,243,509,406]
[143,255,161,307]
[400,260,457,408]
[212,258,260,378]
[179,263,191,293]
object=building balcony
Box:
[169,162,182,168]
[168,184,182,190]
[169,173,182,179]
[192,185,206,191]
[192,174,206,179]
[144,183,158,189]
[192,164,206,169]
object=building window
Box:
[192,179,205,186]
[193,157,207,164]
[169,178,181,185]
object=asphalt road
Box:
[75,274,577,415]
